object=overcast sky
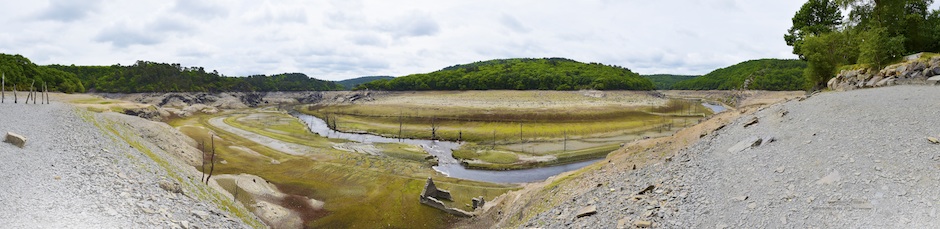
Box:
[2,0,914,81]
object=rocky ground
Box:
[0,101,258,228]
[475,85,940,228]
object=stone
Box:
[747,203,758,209]
[928,76,940,85]
[180,220,190,229]
[575,205,597,218]
[191,210,210,220]
[815,171,841,185]
[743,117,759,128]
[732,195,748,201]
[728,136,762,153]
[875,77,894,87]
[865,76,883,87]
[158,180,183,193]
[827,77,839,89]
[633,220,653,228]
[617,218,630,229]
[4,132,27,148]
[775,166,785,173]
[637,185,655,195]
[927,137,939,144]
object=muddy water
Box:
[293,112,600,183]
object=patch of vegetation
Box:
[642,74,698,89]
[169,111,517,228]
[355,58,655,90]
[671,59,808,91]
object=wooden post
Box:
[205,136,216,185]
[25,83,32,104]
[564,130,568,152]
[398,112,403,142]
[519,123,523,143]
[234,180,239,201]
[2,72,5,103]
[201,139,206,183]
[492,130,496,149]
[12,84,16,103]
[44,83,49,104]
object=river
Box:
[292,103,725,184]
[293,112,601,183]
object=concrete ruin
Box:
[419,177,474,217]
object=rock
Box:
[633,220,653,228]
[191,210,210,220]
[928,76,940,85]
[637,185,655,195]
[747,202,757,209]
[827,77,839,89]
[158,180,183,193]
[575,205,597,218]
[180,220,190,229]
[875,77,894,87]
[743,117,759,128]
[4,132,27,148]
[728,136,762,153]
[866,76,883,87]
[928,137,939,144]
[815,171,841,185]
[732,195,748,201]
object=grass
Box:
[169,109,518,228]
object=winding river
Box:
[293,112,600,183]
[292,103,725,184]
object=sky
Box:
[0,0,904,81]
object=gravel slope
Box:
[520,85,940,228]
[0,102,252,228]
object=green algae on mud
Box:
[169,110,517,228]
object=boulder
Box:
[865,76,883,87]
[633,220,653,228]
[911,61,927,72]
[933,67,940,76]
[827,77,839,89]
[575,205,597,218]
[875,77,895,87]
[158,180,183,193]
[728,136,762,153]
[4,132,26,148]
[927,76,940,86]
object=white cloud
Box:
[9,0,934,81]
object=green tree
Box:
[785,0,843,59]
[801,30,860,88]
[858,26,906,70]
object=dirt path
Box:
[208,115,313,155]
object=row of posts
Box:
[1,73,50,104]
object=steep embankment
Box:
[0,100,262,228]
[474,85,940,228]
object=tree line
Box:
[671,59,808,91]
[355,58,655,91]
[1,53,343,93]
[787,0,940,89]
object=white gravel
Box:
[522,85,940,228]
[0,102,251,228]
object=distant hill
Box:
[337,76,394,89]
[671,59,807,91]
[356,58,654,91]
[642,74,698,90]
[48,61,342,93]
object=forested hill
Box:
[670,59,807,91]
[337,76,394,89]
[0,54,86,93]
[642,74,698,90]
[49,61,342,93]
[356,58,655,90]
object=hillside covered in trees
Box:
[0,54,86,93]
[786,0,940,88]
[642,74,699,90]
[0,53,343,93]
[355,58,655,91]
[337,76,394,89]
[671,59,808,91]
